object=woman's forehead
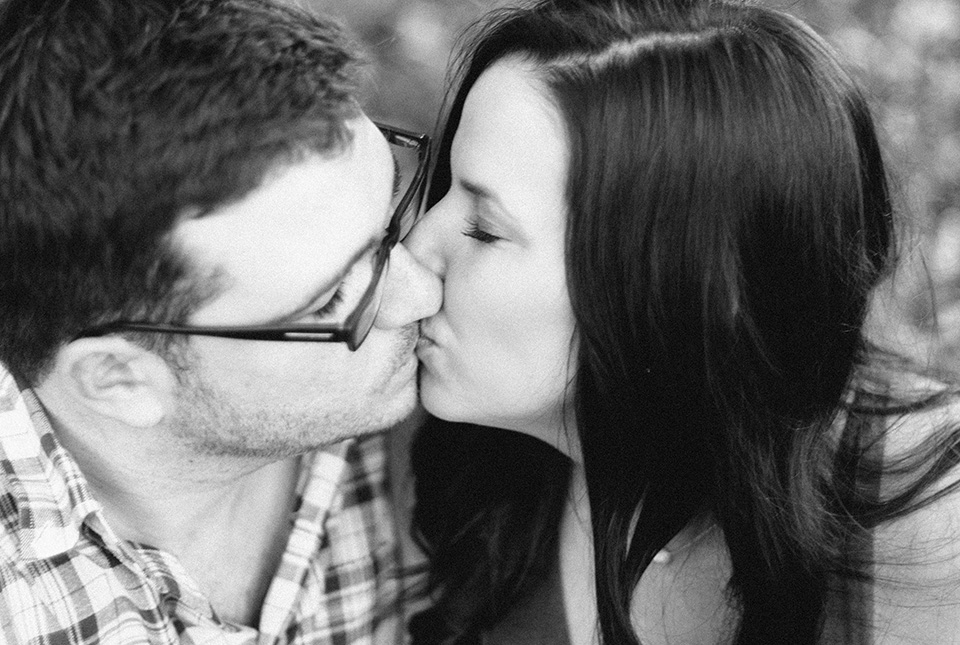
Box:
[452,60,570,238]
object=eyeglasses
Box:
[75,123,430,351]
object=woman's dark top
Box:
[482,556,571,645]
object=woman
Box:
[405,0,960,642]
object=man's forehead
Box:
[170,118,395,326]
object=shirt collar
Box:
[0,367,102,561]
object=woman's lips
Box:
[416,324,438,353]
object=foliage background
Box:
[308,0,960,365]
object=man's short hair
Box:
[0,0,363,383]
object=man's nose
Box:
[374,242,442,329]
[403,202,448,278]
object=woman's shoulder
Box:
[631,518,738,645]
[863,377,960,643]
[872,364,960,452]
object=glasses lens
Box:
[349,249,389,350]
[386,137,427,242]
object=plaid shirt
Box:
[0,367,402,645]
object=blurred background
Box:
[308,0,960,367]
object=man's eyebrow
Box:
[270,235,381,324]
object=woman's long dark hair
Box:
[410,1,960,643]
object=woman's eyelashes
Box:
[462,220,501,244]
[456,188,504,244]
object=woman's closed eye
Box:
[462,220,501,244]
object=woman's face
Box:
[407,58,578,453]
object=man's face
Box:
[166,116,431,457]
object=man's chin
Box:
[381,346,419,396]
[375,379,419,430]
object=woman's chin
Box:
[417,370,460,421]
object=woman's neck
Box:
[558,464,600,644]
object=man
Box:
[0,0,440,643]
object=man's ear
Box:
[52,338,178,428]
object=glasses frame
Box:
[74,123,430,351]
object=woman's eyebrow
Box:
[459,177,521,229]
[459,177,494,201]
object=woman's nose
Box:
[374,241,442,329]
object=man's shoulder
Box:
[0,542,171,645]
[0,367,42,563]
[0,483,24,563]
[0,371,100,554]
